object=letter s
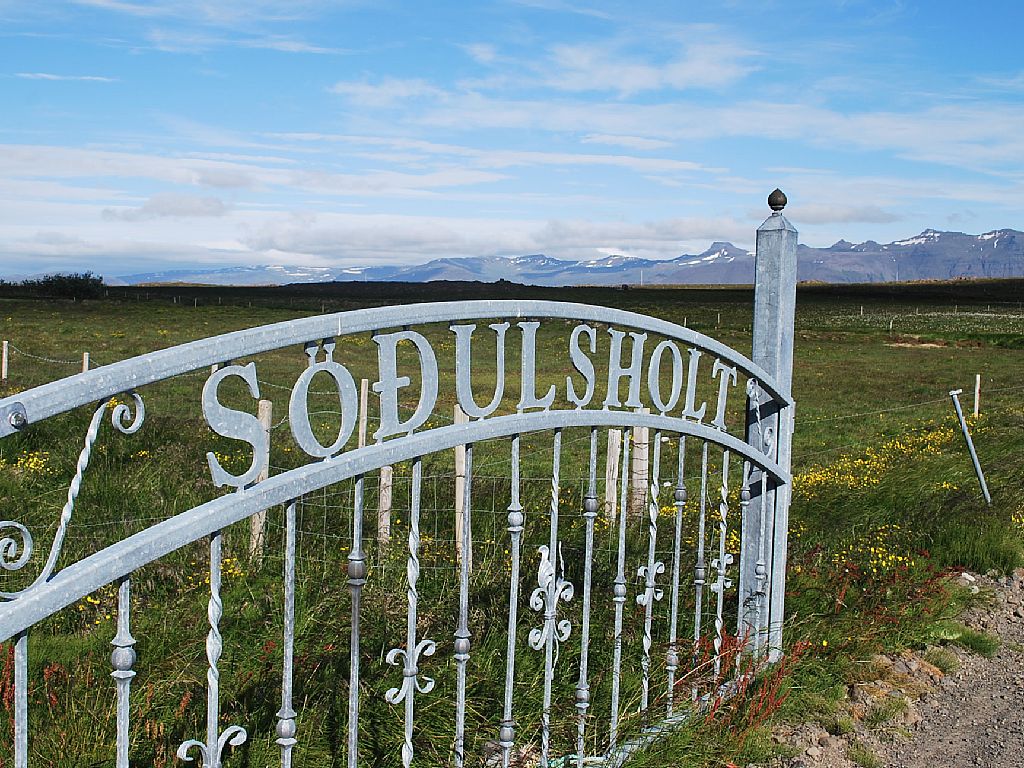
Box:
[202,362,268,489]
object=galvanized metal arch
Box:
[0,407,786,641]
[0,300,790,437]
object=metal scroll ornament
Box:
[0,392,144,599]
[528,544,574,655]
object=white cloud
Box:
[772,203,901,225]
[581,134,673,150]
[15,72,117,81]
[463,43,497,64]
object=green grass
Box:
[0,280,1022,767]
[848,739,880,768]
[922,646,959,674]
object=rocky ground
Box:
[751,569,1024,768]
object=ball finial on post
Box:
[768,188,787,212]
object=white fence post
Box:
[1,340,7,381]
[249,399,273,562]
[974,374,981,418]
[82,352,89,372]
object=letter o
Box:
[647,340,684,414]
[289,360,359,458]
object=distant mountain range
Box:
[111,228,1024,287]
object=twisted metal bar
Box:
[277,501,298,767]
[1,393,144,599]
[111,576,136,768]
[691,441,709,701]
[608,427,631,751]
[178,530,248,767]
[386,458,436,768]
[574,427,599,767]
[499,435,524,768]
[666,435,687,716]
[710,451,734,680]
[636,431,664,712]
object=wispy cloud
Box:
[15,72,117,81]
[328,77,447,107]
[542,40,759,95]
[102,192,229,221]
[581,134,673,150]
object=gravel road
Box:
[751,570,1024,768]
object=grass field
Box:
[0,279,1022,767]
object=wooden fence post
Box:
[82,352,89,372]
[249,399,273,563]
[605,429,622,522]
[629,412,650,517]
[358,379,369,448]
[378,465,393,545]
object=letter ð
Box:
[373,330,439,440]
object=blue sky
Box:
[1,0,1022,277]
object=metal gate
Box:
[0,199,797,767]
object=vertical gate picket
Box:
[347,477,366,768]
[276,500,298,766]
[692,441,710,700]
[14,631,27,768]
[666,435,687,716]
[111,576,136,768]
[530,429,573,768]
[177,530,248,767]
[574,427,599,766]
[453,443,473,768]
[637,431,664,712]
[711,451,733,680]
[385,457,436,768]
[499,435,524,768]
[608,427,632,751]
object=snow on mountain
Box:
[114,228,1024,286]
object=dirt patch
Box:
[748,570,1024,768]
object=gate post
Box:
[740,189,797,660]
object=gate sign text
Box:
[203,320,739,488]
